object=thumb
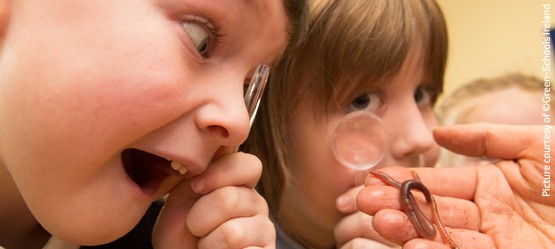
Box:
[153,180,200,249]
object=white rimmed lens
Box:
[332,111,387,170]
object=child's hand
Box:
[334,185,399,249]
[153,152,275,249]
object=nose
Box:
[384,102,436,165]
[195,75,251,148]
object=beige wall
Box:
[436,0,555,98]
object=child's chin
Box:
[51,206,146,246]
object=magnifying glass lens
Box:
[332,111,387,170]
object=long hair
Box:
[243,0,448,221]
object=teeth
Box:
[170,160,188,175]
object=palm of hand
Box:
[475,159,555,249]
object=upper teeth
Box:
[171,161,188,175]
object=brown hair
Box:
[243,0,448,219]
[282,0,309,56]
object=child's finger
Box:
[337,185,364,213]
[186,186,268,238]
[152,181,199,249]
[191,152,262,194]
[197,215,275,249]
[334,211,396,247]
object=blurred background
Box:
[436,0,555,102]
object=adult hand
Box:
[357,124,555,248]
[153,152,275,249]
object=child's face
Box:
[459,88,543,125]
[282,44,440,244]
[0,0,287,244]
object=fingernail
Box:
[191,176,205,194]
[336,194,350,210]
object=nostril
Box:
[208,125,229,138]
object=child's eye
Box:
[182,22,210,56]
[181,17,216,57]
[349,93,382,112]
[414,87,432,105]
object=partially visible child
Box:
[437,73,548,167]
[0,0,308,248]
[243,0,448,247]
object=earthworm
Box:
[368,170,460,248]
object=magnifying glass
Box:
[233,64,270,153]
[332,111,388,170]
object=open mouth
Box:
[121,148,180,194]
